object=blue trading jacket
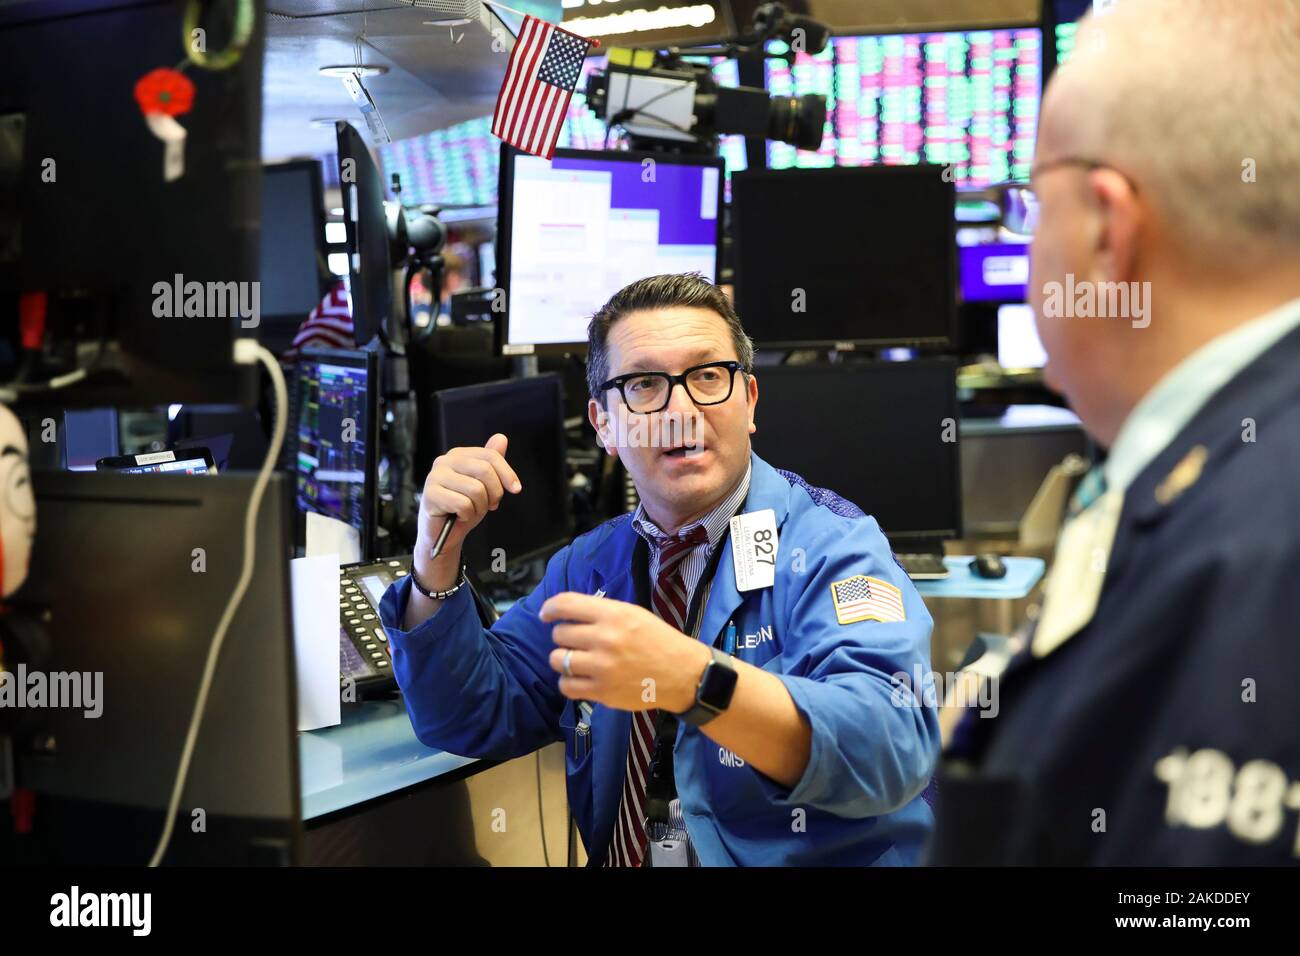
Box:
[381,452,939,865]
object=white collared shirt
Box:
[1104,296,1300,494]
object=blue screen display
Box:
[504,151,721,350]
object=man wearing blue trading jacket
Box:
[380,273,938,866]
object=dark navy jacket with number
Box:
[929,323,1300,865]
[381,452,940,865]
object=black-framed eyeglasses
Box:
[992,159,1139,238]
[598,361,746,414]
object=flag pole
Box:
[479,0,601,47]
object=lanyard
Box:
[642,504,745,823]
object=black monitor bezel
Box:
[336,122,394,348]
[496,143,726,356]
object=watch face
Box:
[698,657,739,712]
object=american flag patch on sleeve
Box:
[830,575,906,625]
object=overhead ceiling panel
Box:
[262,0,562,161]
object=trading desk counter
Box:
[298,699,570,865]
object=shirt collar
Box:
[632,460,753,552]
[1105,296,1300,494]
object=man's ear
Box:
[746,372,758,435]
[1088,168,1142,285]
[588,397,619,458]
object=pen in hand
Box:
[420,433,520,563]
[429,513,457,560]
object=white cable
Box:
[45,368,89,390]
[0,367,89,403]
[148,343,287,867]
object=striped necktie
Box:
[604,524,709,867]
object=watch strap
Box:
[677,646,737,728]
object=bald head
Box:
[1041,0,1300,263]
[1027,1,1300,447]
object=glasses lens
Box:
[1003,186,1040,236]
[624,373,670,412]
[685,365,735,404]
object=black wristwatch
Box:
[677,646,738,727]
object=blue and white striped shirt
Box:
[631,461,753,620]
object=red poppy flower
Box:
[133,67,195,117]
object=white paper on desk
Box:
[291,554,341,731]
[305,511,361,565]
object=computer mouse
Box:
[970,553,1007,579]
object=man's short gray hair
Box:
[585,273,755,399]
[1054,0,1300,258]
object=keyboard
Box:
[896,552,950,580]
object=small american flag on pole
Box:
[491,15,594,160]
[830,575,907,625]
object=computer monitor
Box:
[293,348,380,558]
[959,240,1031,302]
[9,471,300,864]
[749,360,962,544]
[260,160,328,325]
[62,408,119,471]
[0,0,265,407]
[497,146,724,354]
[168,404,269,471]
[731,165,957,348]
[429,374,570,577]
[997,303,1047,370]
[336,122,394,346]
[765,28,1042,188]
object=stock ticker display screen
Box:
[379,116,498,208]
[295,359,370,537]
[766,29,1042,187]
[1052,0,1096,69]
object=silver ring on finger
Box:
[562,649,574,679]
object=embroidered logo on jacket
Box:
[830,575,906,624]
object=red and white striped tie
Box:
[604,525,709,867]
